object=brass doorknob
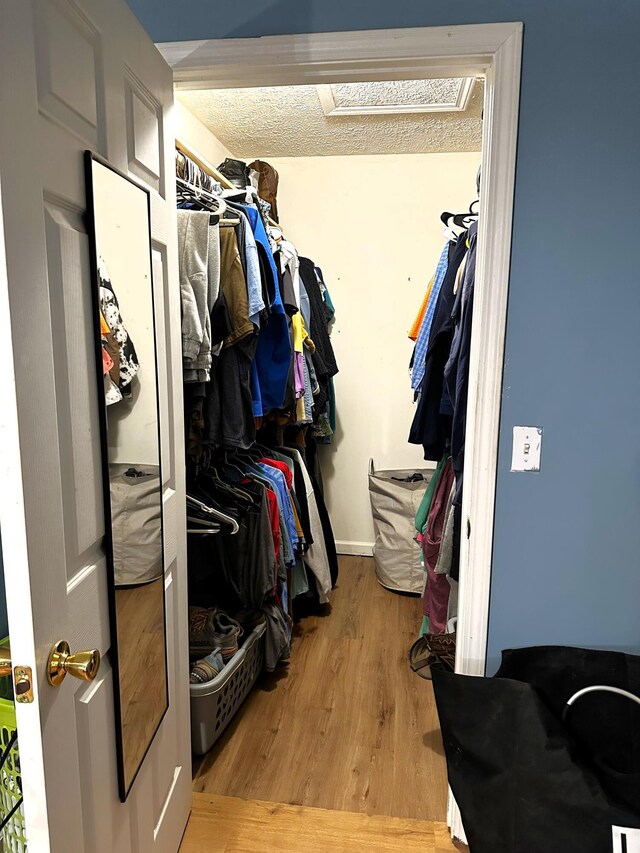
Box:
[47,640,100,687]
[0,645,11,679]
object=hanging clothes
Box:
[248,159,280,223]
[410,242,450,392]
[408,234,469,460]
[408,274,435,342]
[444,221,478,502]
[177,210,214,382]
[422,457,455,635]
[245,205,292,413]
[177,151,339,688]
[299,257,338,424]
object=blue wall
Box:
[127,0,640,671]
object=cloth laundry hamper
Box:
[368,459,434,594]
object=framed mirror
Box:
[85,151,168,801]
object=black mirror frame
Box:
[84,149,169,803]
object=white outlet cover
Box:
[511,426,543,472]
[613,825,640,852]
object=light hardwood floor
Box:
[180,793,466,853]
[193,556,448,822]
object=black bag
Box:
[432,646,640,853]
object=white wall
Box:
[174,99,233,169]
[267,153,481,551]
[172,112,480,551]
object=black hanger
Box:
[440,197,480,230]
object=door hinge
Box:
[466,518,471,539]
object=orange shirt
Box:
[408,275,435,341]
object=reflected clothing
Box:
[98,258,139,402]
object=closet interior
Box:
[173,77,484,821]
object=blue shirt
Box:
[240,214,265,328]
[253,463,299,566]
[244,207,292,413]
[411,242,450,391]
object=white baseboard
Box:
[335,540,374,557]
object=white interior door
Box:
[0,1,190,851]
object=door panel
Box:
[0,1,190,850]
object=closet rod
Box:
[176,138,281,230]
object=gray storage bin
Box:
[190,621,266,755]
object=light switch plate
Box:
[511,426,542,472]
[613,826,640,853]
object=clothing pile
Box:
[408,221,478,636]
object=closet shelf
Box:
[176,138,281,230]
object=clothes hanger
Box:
[187,516,222,534]
[200,465,253,502]
[186,494,240,534]
[176,177,241,225]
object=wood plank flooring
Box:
[192,556,448,822]
[180,793,466,853]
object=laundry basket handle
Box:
[562,685,640,722]
[0,729,22,836]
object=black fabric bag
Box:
[432,646,640,853]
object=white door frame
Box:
[159,22,523,841]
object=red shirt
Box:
[259,457,293,490]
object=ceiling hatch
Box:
[317,78,475,116]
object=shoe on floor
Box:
[189,649,225,684]
[409,636,439,680]
[426,631,456,672]
[212,612,243,661]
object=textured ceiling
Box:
[325,78,468,110]
[177,79,484,158]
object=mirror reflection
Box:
[87,154,168,800]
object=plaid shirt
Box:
[410,242,451,391]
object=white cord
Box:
[563,685,640,721]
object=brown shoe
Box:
[409,636,439,680]
[426,632,456,672]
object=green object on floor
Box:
[0,637,26,852]
[414,453,447,533]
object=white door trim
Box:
[158,22,523,843]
